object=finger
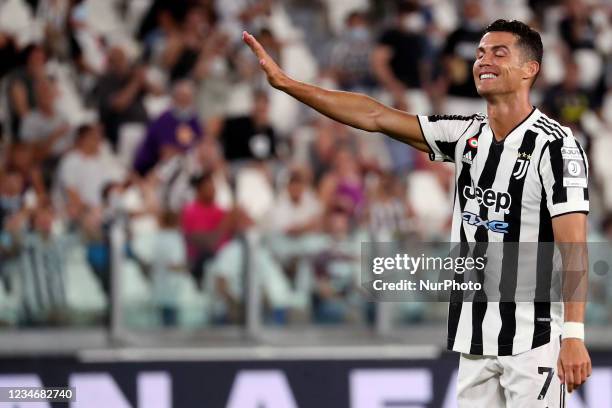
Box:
[242,31,268,61]
[587,360,592,377]
[581,362,589,384]
[573,365,582,390]
[565,365,574,393]
[557,359,565,383]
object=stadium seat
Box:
[171,273,210,328]
[64,246,108,323]
[120,259,158,328]
[0,276,20,326]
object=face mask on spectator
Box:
[210,57,226,76]
[0,195,21,213]
[348,27,369,41]
[464,17,484,31]
[401,13,425,33]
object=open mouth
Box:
[479,73,498,80]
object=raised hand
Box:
[242,31,287,89]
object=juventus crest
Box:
[512,152,532,180]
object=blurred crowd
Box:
[0,0,612,329]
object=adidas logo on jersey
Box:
[462,152,473,165]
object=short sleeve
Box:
[538,133,589,217]
[19,114,39,142]
[417,114,481,162]
[58,156,77,189]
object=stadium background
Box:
[0,0,611,406]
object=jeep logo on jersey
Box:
[461,211,509,234]
[462,185,512,213]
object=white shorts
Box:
[457,336,566,408]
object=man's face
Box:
[0,172,23,196]
[173,83,194,110]
[287,178,304,203]
[34,207,54,235]
[253,94,269,120]
[108,47,129,75]
[197,178,215,203]
[473,31,533,97]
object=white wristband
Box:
[562,322,585,340]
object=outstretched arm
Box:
[242,31,431,153]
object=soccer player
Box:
[243,19,591,407]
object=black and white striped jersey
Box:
[417,108,589,356]
[3,232,69,321]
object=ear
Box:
[522,60,540,81]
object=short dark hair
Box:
[189,169,214,188]
[397,0,419,14]
[76,124,94,142]
[484,19,543,66]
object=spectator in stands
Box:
[267,167,322,236]
[312,206,362,323]
[372,0,432,112]
[181,171,249,285]
[193,14,232,129]
[92,46,150,149]
[407,155,454,239]
[151,210,189,326]
[7,45,48,136]
[439,0,487,115]
[263,167,323,313]
[0,171,25,228]
[0,31,19,79]
[161,5,210,81]
[134,80,203,175]
[20,79,72,173]
[0,206,70,326]
[58,124,125,209]
[367,172,413,241]
[137,0,190,51]
[328,10,376,92]
[319,147,365,218]
[218,90,276,163]
[152,138,233,213]
[4,143,46,205]
[37,0,71,60]
[66,0,106,75]
[542,59,593,131]
[81,183,122,298]
[559,0,597,52]
[304,118,340,184]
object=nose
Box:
[478,56,491,67]
[478,51,495,68]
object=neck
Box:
[198,197,213,206]
[486,93,533,142]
